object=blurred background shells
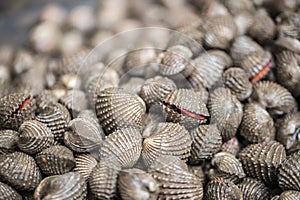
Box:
[237,177,270,200]
[0,130,19,154]
[0,182,22,200]
[73,153,97,182]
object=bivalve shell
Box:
[73,154,98,182]
[274,191,300,200]
[0,182,22,200]
[0,130,19,154]
[237,177,270,200]
[221,136,240,156]
[59,89,88,114]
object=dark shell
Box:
[148,155,203,199]
[189,124,222,163]
[0,182,22,200]
[73,153,98,182]
[0,93,36,130]
[35,145,75,176]
[0,152,41,191]
[34,172,87,200]
[221,136,240,156]
[188,165,206,185]
[120,77,145,95]
[118,168,159,200]
[59,89,88,114]
[208,87,243,141]
[237,177,270,200]
[142,122,192,167]
[238,141,286,184]
[77,109,101,130]
[240,103,275,143]
[95,87,146,135]
[35,90,58,112]
[0,130,19,154]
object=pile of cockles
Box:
[0,0,300,199]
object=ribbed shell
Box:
[89,160,121,200]
[118,168,159,200]
[0,93,36,130]
[100,127,142,168]
[139,76,177,106]
[205,178,243,200]
[277,12,300,39]
[64,118,104,153]
[251,81,296,116]
[189,124,222,163]
[162,89,209,129]
[220,0,254,14]
[223,67,253,101]
[34,172,87,200]
[237,178,270,200]
[0,152,41,191]
[208,87,243,141]
[221,136,240,156]
[238,141,286,184]
[148,155,203,200]
[142,122,192,167]
[277,191,300,200]
[73,154,98,182]
[95,87,146,135]
[240,103,275,143]
[188,165,206,185]
[36,103,71,142]
[0,182,22,200]
[0,130,18,154]
[209,152,245,184]
[273,37,300,55]
[59,89,88,114]
[18,120,55,154]
[35,145,75,176]
[278,152,300,191]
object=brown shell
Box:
[35,145,75,176]
[95,87,146,135]
[237,177,270,200]
[189,124,222,164]
[0,130,19,154]
[208,50,233,68]
[0,93,36,130]
[0,182,22,200]
[36,102,71,142]
[233,11,254,35]
[162,89,209,129]
[273,37,300,54]
[188,165,206,185]
[240,103,275,143]
[278,152,300,191]
[205,178,243,200]
[251,80,296,116]
[220,0,254,14]
[238,141,286,184]
[100,127,142,168]
[73,153,98,182]
[208,87,243,141]
[148,155,203,199]
[64,118,104,153]
[276,12,300,39]
[221,136,240,156]
[277,191,300,200]
[223,67,253,101]
[209,152,245,184]
[59,89,88,114]
[34,172,87,200]
[118,168,159,200]
[142,122,192,167]
[0,152,41,191]
[89,160,121,200]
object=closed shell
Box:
[0,130,18,154]
[59,89,88,114]
[73,154,98,182]
[34,172,87,200]
[221,136,240,156]
[279,191,300,200]
[276,12,300,39]
[188,165,206,185]
[237,177,270,200]
[0,182,22,200]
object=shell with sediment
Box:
[0,130,19,154]
[237,177,270,200]
[0,182,22,200]
[73,153,98,182]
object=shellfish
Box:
[0,130,19,154]
[0,182,22,200]
[73,153,98,182]
[237,177,270,200]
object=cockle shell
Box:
[276,12,300,39]
[237,177,270,200]
[34,172,87,200]
[234,11,254,35]
[0,182,22,200]
[120,77,145,95]
[118,168,159,200]
[220,0,254,14]
[95,87,146,135]
[73,154,98,182]
[275,190,300,200]
[273,37,300,54]
[59,89,88,114]
[238,141,286,184]
[188,165,206,185]
[221,136,240,156]
[142,122,192,167]
[0,130,18,154]
[0,152,41,191]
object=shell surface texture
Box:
[0,182,22,200]
[0,130,19,154]
[237,177,270,200]
[73,153,98,182]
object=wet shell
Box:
[36,103,71,142]
[223,67,253,101]
[208,87,243,141]
[95,87,146,135]
[162,89,209,129]
[237,177,270,200]
[238,141,286,184]
[100,127,142,168]
[35,145,75,176]
[251,81,296,116]
[148,155,203,199]
[209,152,245,184]
[59,89,88,114]
[0,93,36,130]
[278,152,300,191]
[0,152,41,191]
[142,122,192,167]
[189,124,222,164]
[89,160,121,200]
[205,178,243,200]
[276,190,300,200]
[0,130,18,154]
[118,168,159,200]
[240,103,275,143]
[34,172,87,200]
[73,154,97,182]
[0,182,22,200]
[221,136,240,156]
[139,76,177,107]
[64,118,104,153]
